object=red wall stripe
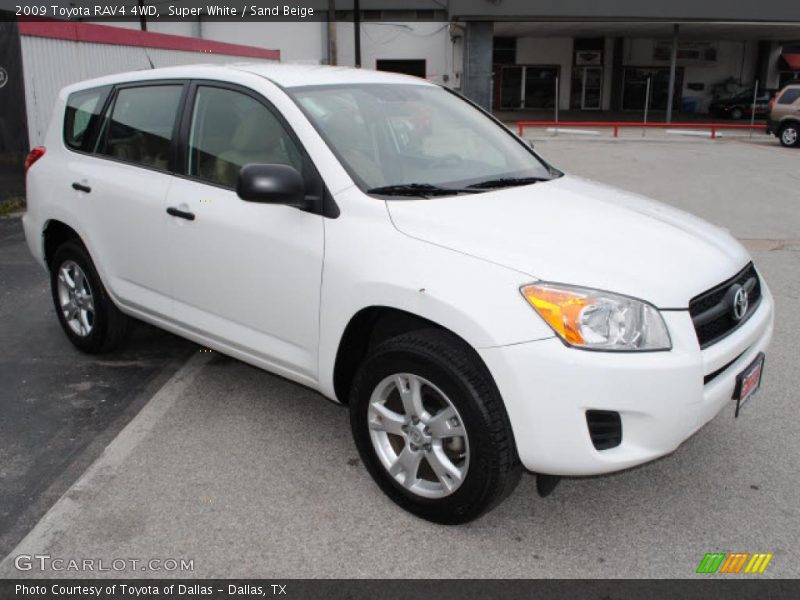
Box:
[18,20,280,61]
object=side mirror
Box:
[236,164,306,208]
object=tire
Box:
[50,240,130,353]
[349,329,522,524]
[779,123,800,148]
[730,107,743,120]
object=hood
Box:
[386,175,750,308]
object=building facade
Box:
[3,0,800,202]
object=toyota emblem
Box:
[731,286,749,321]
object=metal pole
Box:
[353,0,361,68]
[749,80,759,138]
[665,24,679,123]
[643,76,651,137]
[138,0,147,31]
[554,75,559,136]
[327,0,337,65]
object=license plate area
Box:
[733,352,765,418]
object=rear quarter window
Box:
[64,86,111,152]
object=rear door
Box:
[164,81,325,382]
[79,81,186,318]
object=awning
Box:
[781,50,800,71]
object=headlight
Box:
[520,283,671,351]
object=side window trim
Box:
[92,79,189,174]
[176,79,338,218]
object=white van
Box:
[23,64,773,523]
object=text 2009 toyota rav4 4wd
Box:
[24,65,773,523]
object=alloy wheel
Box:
[56,260,95,337]
[782,127,798,146]
[367,373,470,499]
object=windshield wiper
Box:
[367,183,480,198]
[466,176,549,190]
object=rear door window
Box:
[98,85,183,171]
[64,86,111,152]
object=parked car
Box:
[766,84,800,147]
[23,65,774,523]
[709,88,777,120]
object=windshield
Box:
[288,83,557,195]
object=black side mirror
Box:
[237,164,307,208]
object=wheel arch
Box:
[779,118,800,130]
[43,219,83,269]
[332,306,495,405]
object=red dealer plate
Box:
[733,353,765,418]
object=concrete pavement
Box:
[0,219,196,557]
[2,138,798,578]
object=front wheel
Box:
[779,123,800,147]
[349,329,521,524]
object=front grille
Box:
[689,263,761,349]
[586,410,622,450]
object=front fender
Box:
[316,190,555,400]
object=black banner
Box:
[0,2,449,23]
[0,12,28,204]
[2,580,800,600]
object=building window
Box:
[493,37,516,65]
[376,59,426,78]
[622,67,684,111]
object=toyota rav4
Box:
[23,64,774,523]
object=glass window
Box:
[777,88,800,105]
[187,86,303,188]
[290,84,553,192]
[100,85,183,170]
[64,86,111,152]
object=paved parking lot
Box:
[1,137,798,578]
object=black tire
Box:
[349,329,522,524]
[50,240,130,353]
[730,106,743,120]
[779,123,800,148]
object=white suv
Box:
[23,64,773,523]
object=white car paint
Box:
[386,174,751,308]
[23,63,773,476]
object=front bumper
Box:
[479,281,774,476]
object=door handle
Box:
[166,206,195,221]
[72,182,91,193]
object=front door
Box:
[165,83,324,382]
[580,67,603,110]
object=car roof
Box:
[62,62,435,94]
[235,63,435,87]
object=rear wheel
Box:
[349,329,521,524]
[730,106,743,120]
[50,240,130,353]
[779,123,800,147]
